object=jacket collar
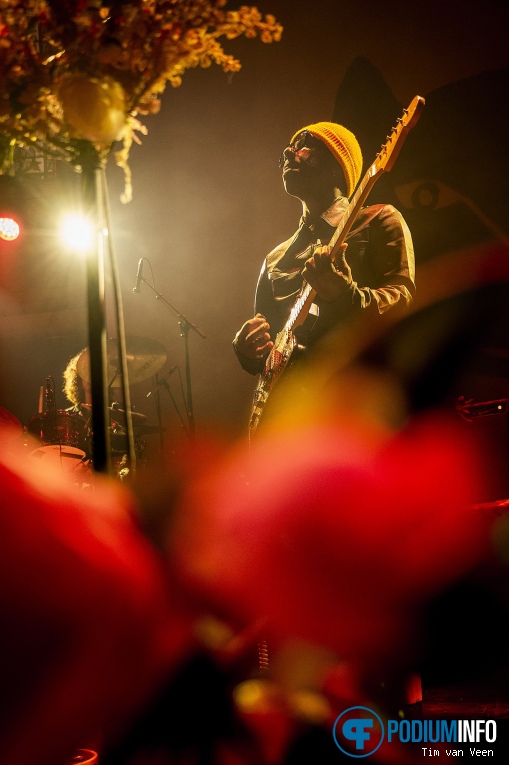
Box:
[300,196,349,233]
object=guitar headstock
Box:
[371,95,425,177]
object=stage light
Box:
[0,217,20,241]
[60,214,94,252]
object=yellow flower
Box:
[0,0,282,200]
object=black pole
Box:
[82,157,110,474]
[179,317,195,437]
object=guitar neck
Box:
[328,169,378,256]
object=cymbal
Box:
[76,336,167,385]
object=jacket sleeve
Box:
[232,261,272,376]
[233,344,264,376]
[316,205,415,329]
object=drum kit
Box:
[2,336,169,484]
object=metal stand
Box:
[138,274,205,436]
[179,316,196,436]
[82,158,110,473]
[154,372,165,451]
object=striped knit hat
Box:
[290,121,363,197]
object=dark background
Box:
[1,0,509,449]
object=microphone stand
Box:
[156,369,190,437]
[154,372,165,452]
[138,276,205,437]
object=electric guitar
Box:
[249,95,425,436]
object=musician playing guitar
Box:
[233,120,416,429]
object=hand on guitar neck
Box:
[234,313,274,360]
[302,241,351,302]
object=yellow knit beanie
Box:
[290,121,363,197]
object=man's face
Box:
[280,131,338,199]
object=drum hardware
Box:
[79,402,149,481]
[80,402,147,428]
[109,401,147,427]
[24,345,165,482]
[45,375,57,415]
[25,410,90,472]
[111,437,147,481]
[75,336,167,472]
[22,371,90,474]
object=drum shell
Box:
[26,411,89,457]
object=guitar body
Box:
[249,326,297,434]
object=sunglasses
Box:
[278,130,318,168]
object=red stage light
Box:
[0,217,20,241]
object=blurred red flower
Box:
[172,412,491,666]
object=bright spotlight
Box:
[60,214,95,252]
[0,217,20,241]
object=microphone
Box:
[133,258,144,293]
